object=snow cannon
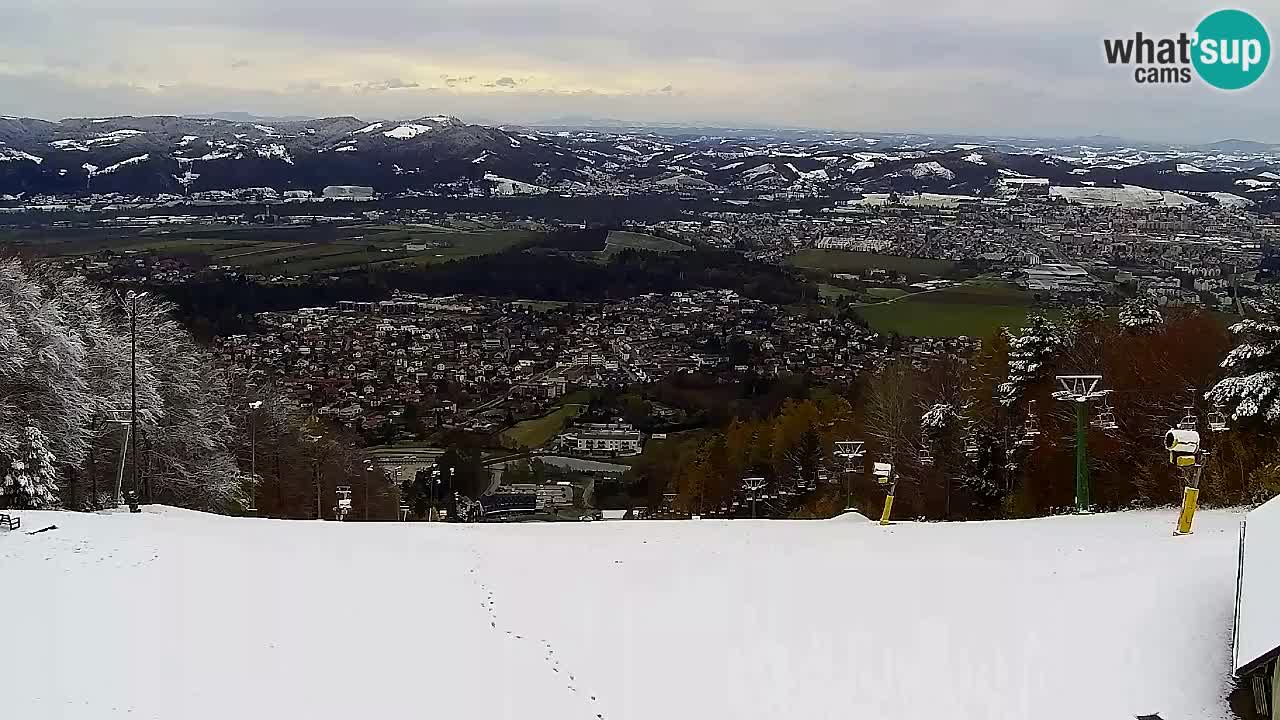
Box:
[1164,429,1200,455]
[872,462,893,485]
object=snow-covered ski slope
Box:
[1,507,1243,720]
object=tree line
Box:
[627,299,1280,520]
[0,257,380,517]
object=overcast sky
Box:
[0,0,1275,143]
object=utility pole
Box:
[128,291,140,502]
[1052,375,1109,513]
[247,400,262,514]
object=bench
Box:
[0,514,20,531]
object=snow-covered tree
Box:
[1206,297,1280,425]
[2,425,58,509]
[921,403,959,435]
[997,315,1061,407]
[0,258,244,512]
[1119,298,1164,332]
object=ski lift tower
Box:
[834,440,865,510]
[1052,375,1110,513]
[742,476,768,519]
[101,408,133,508]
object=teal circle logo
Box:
[1193,9,1270,90]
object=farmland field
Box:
[854,280,1056,337]
[603,231,691,254]
[787,250,956,277]
[501,403,585,450]
[1,224,543,275]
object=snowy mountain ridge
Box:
[1,114,1279,203]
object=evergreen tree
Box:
[1207,297,1280,425]
[1118,298,1164,333]
[2,425,58,509]
[997,315,1061,407]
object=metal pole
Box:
[364,468,370,521]
[249,414,256,510]
[314,459,321,519]
[1075,401,1090,512]
[129,293,139,502]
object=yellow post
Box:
[879,493,895,526]
[1175,486,1199,535]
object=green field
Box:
[787,250,956,277]
[817,283,857,300]
[501,403,584,450]
[865,287,908,300]
[603,231,691,254]
[854,280,1055,338]
[2,224,542,276]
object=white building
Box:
[560,422,644,457]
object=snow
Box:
[383,124,433,139]
[90,154,149,176]
[1176,163,1206,173]
[49,139,90,151]
[255,143,294,164]
[192,151,232,162]
[1204,192,1253,208]
[905,161,956,180]
[1259,171,1280,180]
[0,147,43,164]
[251,124,278,135]
[1050,184,1197,208]
[177,135,200,147]
[0,507,1244,720]
[717,161,745,170]
[1235,494,1280,673]
[334,144,357,152]
[484,172,547,195]
[354,122,384,134]
[961,152,986,165]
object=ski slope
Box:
[0,507,1243,720]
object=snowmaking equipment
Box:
[1165,400,1228,536]
[872,459,895,525]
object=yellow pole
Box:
[1175,486,1199,535]
[1174,460,1204,536]
[879,493,895,525]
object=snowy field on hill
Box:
[1,507,1244,720]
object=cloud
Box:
[441,75,475,88]
[354,78,421,93]
[0,0,1273,142]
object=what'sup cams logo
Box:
[1104,9,1270,89]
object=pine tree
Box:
[1118,298,1164,333]
[2,425,58,509]
[1206,297,1280,425]
[997,315,1061,408]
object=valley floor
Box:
[0,507,1244,720]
